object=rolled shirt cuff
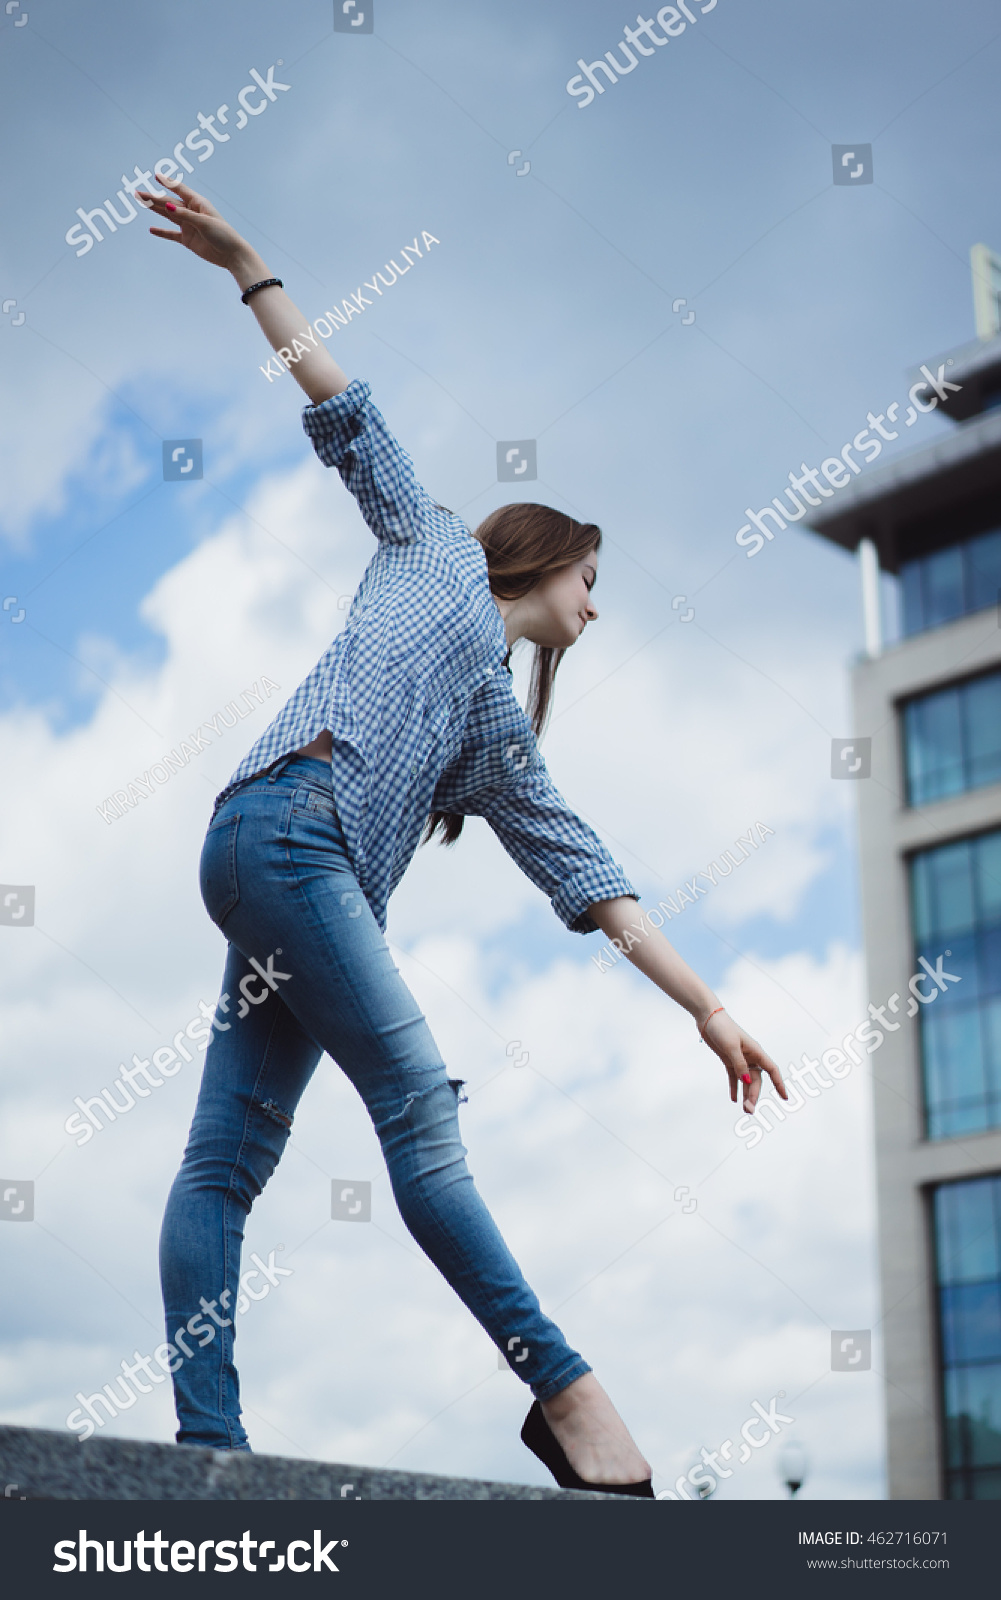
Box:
[553,865,640,935]
[301,377,373,468]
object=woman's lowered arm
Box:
[138,174,348,405]
[454,738,787,1118]
[587,896,787,1115]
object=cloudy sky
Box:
[1,0,998,1499]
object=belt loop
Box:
[266,751,297,783]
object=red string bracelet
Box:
[699,1006,724,1043]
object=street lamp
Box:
[779,1440,808,1498]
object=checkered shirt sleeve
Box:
[476,763,640,934]
[301,378,439,544]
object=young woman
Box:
[142,176,786,1496]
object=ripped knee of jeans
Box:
[257,1098,293,1130]
[376,1076,467,1135]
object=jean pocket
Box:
[199,812,241,928]
[293,787,338,825]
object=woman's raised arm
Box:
[139,174,348,406]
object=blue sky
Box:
[1,0,998,1497]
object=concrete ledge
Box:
[0,1425,643,1502]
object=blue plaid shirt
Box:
[213,379,639,935]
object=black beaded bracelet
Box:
[241,277,283,305]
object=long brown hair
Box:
[420,502,602,847]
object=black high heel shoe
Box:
[521,1400,655,1498]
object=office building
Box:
[806,246,1001,1499]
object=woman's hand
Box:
[584,901,788,1119]
[138,173,348,404]
[700,1008,787,1115]
[138,173,249,270]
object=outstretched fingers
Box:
[703,1013,786,1114]
[137,175,216,222]
[730,1049,758,1113]
[136,188,187,235]
[742,1045,787,1111]
[154,171,217,213]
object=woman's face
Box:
[522,548,599,649]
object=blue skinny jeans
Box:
[158,753,590,1449]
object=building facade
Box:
[807,257,1001,1499]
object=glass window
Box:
[965,676,1001,791]
[901,560,924,636]
[899,526,1001,637]
[933,1175,1001,1498]
[967,529,1001,612]
[923,547,966,629]
[903,689,964,804]
[911,839,974,941]
[909,830,1001,1138]
[936,1179,999,1281]
[903,669,1001,807]
[921,1006,987,1140]
[980,833,1001,923]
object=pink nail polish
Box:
[741,1073,751,1083]
[166,202,177,212]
